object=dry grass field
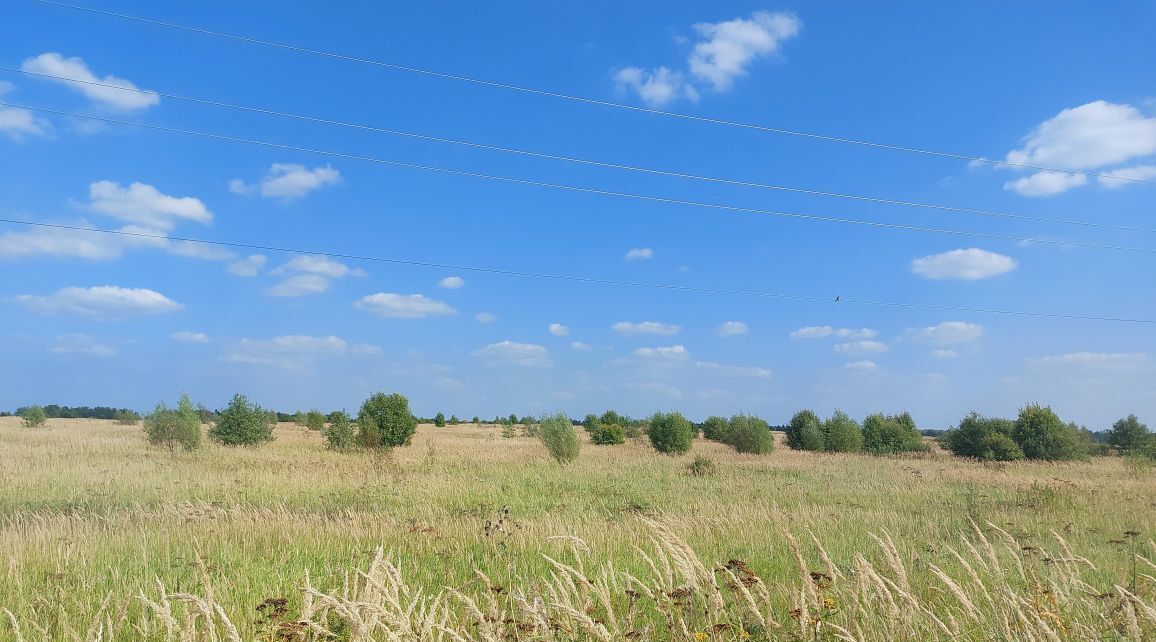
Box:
[1,417,1154,641]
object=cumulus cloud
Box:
[911,248,1017,280]
[13,285,181,318]
[716,321,748,337]
[615,11,801,106]
[227,254,266,277]
[844,360,877,371]
[438,276,465,289]
[472,341,552,368]
[355,293,457,318]
[790,326,877,340]
[267,274,330,297]
[931,349,958,359]
[633,345,690,361]
[570,341,592,351]
[548,323,570,336]
[912,321,984,344]
[171,331,209,343]
[88,181,212,230]
[22,53,160,111]
[834,340,888,355]
[695,360,771,378]
[475,312,497,323]
[0,81,52,138]
[998,101,1156,196]
[612,321,681,336]
[1098,164,1156,188]
[230,163,341,200]
[267,255,364,296]
[624,247,654,260]
[50,334,116,356]
[351,343,382,356]
[223,334,351,369]
[1027,352,1147,367]
[0,221,128,260]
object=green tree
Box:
[434,412,446,428]
[599,410,627,427]
[357,392,417,449]
[822,410,863,453]
[862,412,927,455]
[582,413,599,433]
[471,416,481,425]
[449,414,460,425]
[701,416,731,442]
[19,405,47,428]
[648,411,694,455]
[304,409,326,432]
[508,413,519,424]
[1012,404,1086,461]
[590,421,626,445]
[785,409,824,451]
[322,410,356,451]
[726,414,774,454]
[940,413,1022,461]
[540,412,580,464]
[209,393,274,446]
[144,394,202,454]
[1108,414,1149,453]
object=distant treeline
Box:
[8,405,140,420]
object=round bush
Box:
[862,412,927,455]
[1013,404,1086,461]
[540,412,580,464]
[647,411,694,455]
[357,392,417,449]
[590,421,626,445]
[941,412,1017,460]
[434,412,446,428]
[701,416,730,442]
[18,405,47,429]
[822,410,863,453]
[209,393,273,446]
[322,410,356,451]
[785,409,824,451]
[726,414,774,454]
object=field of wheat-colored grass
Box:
[1,417,1153,641]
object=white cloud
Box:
[911,248,1017,280]
[475,312,497,323]
[472,341,552,368]
[224,334,351,369]
[844,360,877,371]
[1027,352,1147,366]
[0,81,52,138]
[834,340,888,355]
[22,53,160,111]
[0,222,125,260]
[351,343,382,356]
[633,345,690,361]
[268,255,364,296]
[14,285,182,318]
[165,241,235,261]
[231,163,341,200]
[267,274,331,297]
[695,360,771,378]
[1098,164,1156,188]
[624,247,654,260]
[50,334,116,357]
[355,293,457,318]
[171,331,209,344]
[624,381,684,400]
[612,321,682,336]
[549,323,570,336]
[227,254,266,277]
[931,349,958,359]
[716,320,748,337]
[88,181,212,230]
[790,325,833,340]
[912,321,984,344]
[999,101,1156,196]
[570,341,592,351]
[835,327,877,339]
[438,276,465,289]
[688,11,802,92]
[615,11,800,106]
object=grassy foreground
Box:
[0,418,1153,641]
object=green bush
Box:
[940,412,1019,460]
[144,394,202,453]
[209,393,274,446]
[1108,414,1149,453]
[687,455,716,477]
[599,410,627,427]
[113,409,140,426]
[701,416,730,442]
[18,405,47,428]
[726,414,774,454]
[822,410,863,453]
[304,409,326,432]
[980,431,1025,461]
[357,392,417,449]
[862,412,927,455]
[1013,404,1086,461]
[582,413,599,433]
[647,411,694,455]
[590,421,626,445]
[434,412,446,428]
[322,410,356,451]
[540,412,580,464]
[785,409,824,451]
[449,414,460,425]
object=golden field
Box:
[0,417,1153,641]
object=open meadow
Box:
[1,417,1154,641]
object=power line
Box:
[7,66,1154,236]
[2,217,1151,325]
[5,101,1155,255]
[27,0,1156,187]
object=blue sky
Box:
[1,1,1153,427]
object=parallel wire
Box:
[4,102,1154,255]
[7,66,1154,235]
[2,217,1151,324]
[26,0,1156,186]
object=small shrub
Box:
[113,409,140,426]
[540,412,580,464]
[687,455,716,477]
[304,409,326,432]
[209,393,274,446]
[357,392,417,449]
[582,413,599,433]
[980,432,1025,462]
[322,410,356,451]
[785,409,824,451]
[449,414,460,425]
[701,416,730,442]
[940,412,1019,460]
[471,416,481,424]
[144,394,201,454]
[822,410,863,453]
[590,421,626,445]
[291,411,306,428]
[648,411,694,455]
[434,412,446,428]
[726,414,774,454]
[19,405,47,428]
[862,412,927,455]
[1013,404,1086,461]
